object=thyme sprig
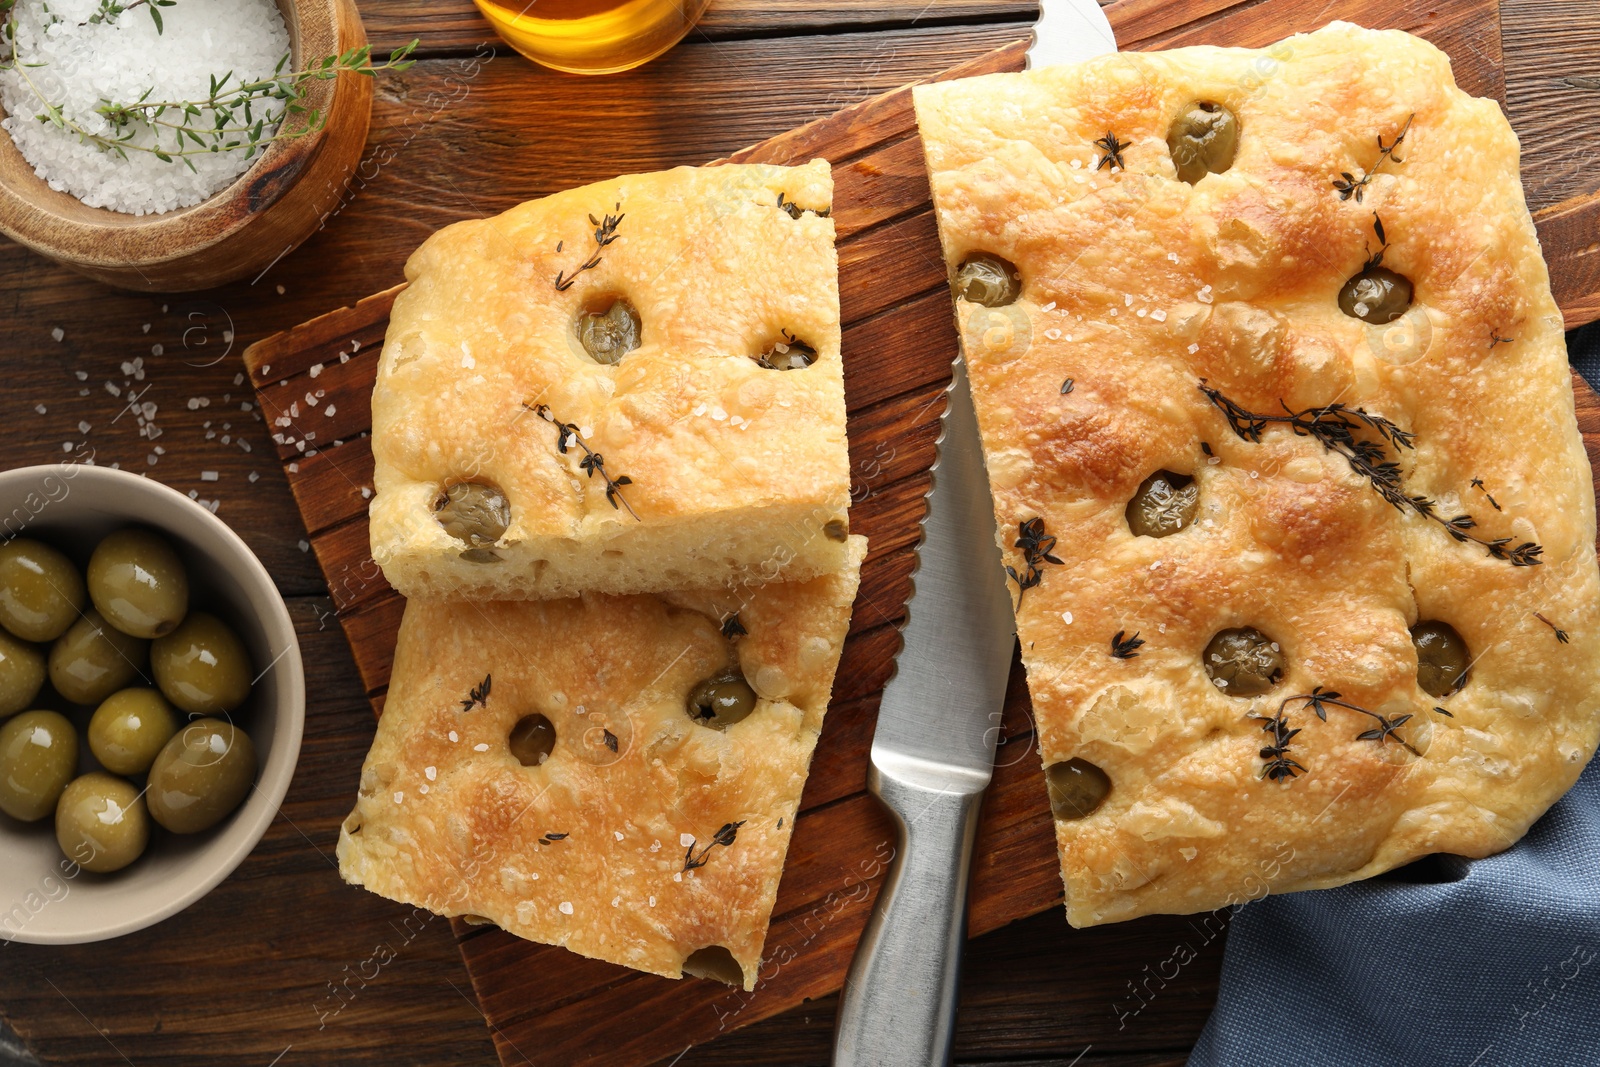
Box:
[774,190,830,219]
[1470,477,1503,512]
[684,821,745,871]
[554,203,623,291]
[1094,130,1129,171]
[1535,612,1571,644]
[1199,381,1543,567]
[460,673,491,711]
[526,404,638,519]
[1256,686,1422,781]
[1333,113,1413,202]
[1006,517,1063,606]
[0,5,418,171]
[1489,331,1515,350]
[1110,631,1145,659]
[720,613,747,638]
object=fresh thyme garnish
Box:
[553,202,624,291]
[1094,131,1128,171]
[1110,630,1145,659]
[83,0,173,31]
[460,673,491,711]
[1258,687,1421,781]
[1201,441,1214,457]
[1255,710,1306,781]
[1433,706,1454,717]
[1535,612,1571,644]
[602,729,619,753]
[1199,381,1543,567]
[720,612,747,638]
[538,832,569,845]
[1489,331,1515,349]
[683,821,745,871]
[774,191,830,219]
[1060,378,1075,395]
[1333,113,1413,202]
[526,403,638,519]
[1362,212,1392,271]
[1005,518,1064,606]
[0,9,418,171]
[1470,477,1503,512]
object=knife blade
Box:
[832,4,1116,1064]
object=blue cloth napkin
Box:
[1190,321,1600,1067]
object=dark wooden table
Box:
[1,1,1596,1065]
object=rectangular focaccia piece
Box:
[915,23,1600,926]
[370,162,850,600]
[337,537,865,988]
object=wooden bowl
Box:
[0,0,372,292]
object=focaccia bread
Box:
[915,23,1600,926]
[369,162,851,601]
[337,537,865,988]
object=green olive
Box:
[86,528,189,639]
[0,710,78,822]
[823,518,849,542]
[1413,621,1470,698]
[1203,627,1286,697]
[150,611,252,716]
[577,299,641,365]
[88,687,179,777]
[757,337,816,371]
[1167,101,1240,184]
[55,772,149,873]
[0,538,86,643]
[1126,470,1199,538]
[147,718,257,834]
[687,670,757,729]
[1339,266,1413,325]
[49,609,148,706]
[682,945,744,986]
[435,481,510,556]
[0,629,46,718]
[1045,758,1111,820]
[953,253,1021,307]
[509,714,556,767]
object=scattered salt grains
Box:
[692,403,707,417]
[613,830,624,841]
[611,896,621,908]
[418,784,429,794]
[650,839,661,853]
[151,344,163,357]
[248,471,259,483]
[76,421,89,433]
[1061,611,1073,625]
[73,370,86,381]
[673,872,682,883]
[1151,310,1167,322]
[473,742,489,752]
[1044,328,1062,341]
[1197,285,1214,304]
[51,327,64,342]
[559,901,574,916]
[1041,301,1056,313]
[448,730,458,742]
[33,403,46,415]
[679,833,695,848]
[424,766,437,781]
[296,539,309,552]
[276,285,286,295]
[325,405,337,417]
[1188,343,1200,354]
[360,486,371,499]
[309,364,323,378]
[287,462,298,472]
[648,896,657,908]
[105,382,120,397]
[200,470,218,482]
[393,791,404,804]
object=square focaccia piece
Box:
[337,538,865,989]
[915,23,1600,926]
[369,162,850,600]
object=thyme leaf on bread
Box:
[1489,331,1515,350]
[1094,130,1129,171]
[1199,381,1543,567]
[1006,518,1064,606]
[1110,631,1145,660]
[554,203,624,291]
[720,613,747,638]
[1333,113,1413,202]
[460,673,491,711]
[1470,477,1503,512]
[1535,612,1571,644]
[1256,686,1421,782]
[526,403,639,519]
[684,821,745,871]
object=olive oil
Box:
[474,0,711,74]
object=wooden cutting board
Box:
[242,1,1600,1063]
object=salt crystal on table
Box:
[51,327,63,342]
[33,404,45,415]
[201,471,218,482]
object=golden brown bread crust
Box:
[336,537,865,988]
[369,161,851,601]
[914,23,1600,926]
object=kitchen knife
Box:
[832,3,1117,1064]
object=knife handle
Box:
[832,758,987,1067]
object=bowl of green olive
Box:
[0,464,303,943]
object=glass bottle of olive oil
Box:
[474,0,712,75]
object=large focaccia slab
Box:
[915,23,1600,926]
[369,162,851,600]
[337,537,864,988]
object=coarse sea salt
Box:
[0,0,291,216]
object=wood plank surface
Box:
[0,0,1597,1065]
